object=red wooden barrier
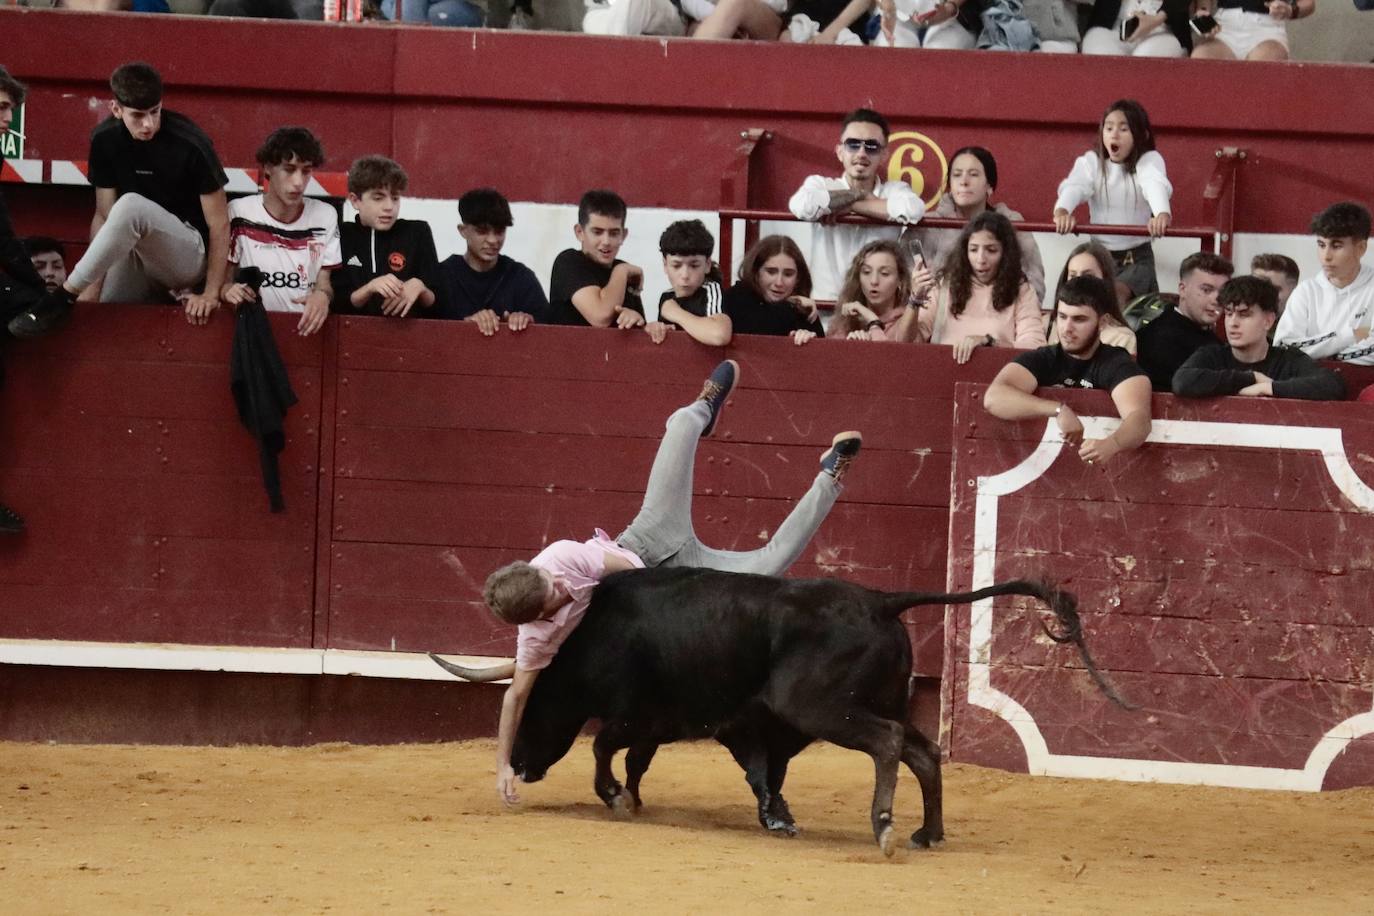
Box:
[943,384,1374,790]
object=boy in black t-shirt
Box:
[10,62,229,338]
[333,156,438,319]
[646,219,732,347]
[545,190,644,328]
[985,276,1152,468]
[435,188,546,333]
[1174,276,1344,401]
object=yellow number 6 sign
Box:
[886,131,948,209]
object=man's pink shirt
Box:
[515,530,644,671]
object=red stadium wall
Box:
[4,9,1374,236]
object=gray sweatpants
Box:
[68,193,207,302]
[616,402,840,575]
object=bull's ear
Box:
[428,654,516,683]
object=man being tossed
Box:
[463,360,862,804]
[984,275,1152,466]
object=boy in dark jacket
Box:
[435,188,546,333]
[333,156,438,319]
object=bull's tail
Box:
[428,654,517,683]
[880,580,1136,710]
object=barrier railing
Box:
[717,208,1217,290]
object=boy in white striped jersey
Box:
[646,219,732,347]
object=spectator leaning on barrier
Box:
[23,237,67,294]
[827,239,917,342]
[984,275,1152,467]
[0,67,45,534]
[899,146,1046,303]
[219,127,340,337]
[789,109,924,300]
[334,155,438,320]
[546,190,645,329]
[10,62,230,339]
[1173,276,1345,400]
[1053,99,1172,299]
[1274,202,1374,366]
[647,220,731,348]
[1047,241,1138,354]
[1134,251,1233,391]
[436,187,545,333]
[721,234,823,346]
[914,210,1046,364]
[1191,0,1313,62]
[1250,252,1299,315]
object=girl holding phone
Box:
[1082,0,1193,57]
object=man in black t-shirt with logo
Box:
[10,62,230,338]
[646,219,732,347]
[545,189,644,329]
[984,275,1153,467]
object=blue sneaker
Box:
[819,431,862,481]
[697,359,739,438]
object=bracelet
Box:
[866,319,883,331]
[984,334,995,347]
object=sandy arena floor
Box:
[3,738,1372,914]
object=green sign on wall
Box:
[1,103,24,160]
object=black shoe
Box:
[697,359,739,438]
[0,503,23,534]
[820,431,862,482]
[8,287,76,339]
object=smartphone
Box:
[1189,13,1217,34]
[1119,15,1140,41]
[902,237,926,271]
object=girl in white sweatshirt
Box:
[1053,99,1173,299]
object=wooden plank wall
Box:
[0,305,322,647]
[944,384,1374,789]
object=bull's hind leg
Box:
[779,707,905,856]
[591,725,636,819]
[901,728,944,849]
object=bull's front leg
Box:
[624,741,659,809]
[592,723,635,819]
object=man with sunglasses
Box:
[788,108,924,299]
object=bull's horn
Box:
[428,654,516,683]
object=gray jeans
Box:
[68,193,207,302]
[616,402,840,575]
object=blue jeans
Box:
[382,0,483,25]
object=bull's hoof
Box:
[908,826,944,849]
[762,815,799,837]
[609,793,635,821]
[877,824,896,858]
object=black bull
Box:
[432,567,1128,855]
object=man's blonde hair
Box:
[483,561,548,625]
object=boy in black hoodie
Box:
[334,156,438,319]
[435,188,546,333]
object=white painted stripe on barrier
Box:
[224,168,259,194]
[966,416,1374,792]
[49,160,89,185]
[0,638,511,683]
[1,159,43,182]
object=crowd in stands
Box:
[1,62,1370,534]
[21,0,1372,62]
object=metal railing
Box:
[717,208,1217,292]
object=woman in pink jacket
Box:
[914,210,1046,363]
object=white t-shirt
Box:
[1273,264,1374,365]
[227,194,342,313]
[1054,150,1172,253]
[788,175,925,301]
